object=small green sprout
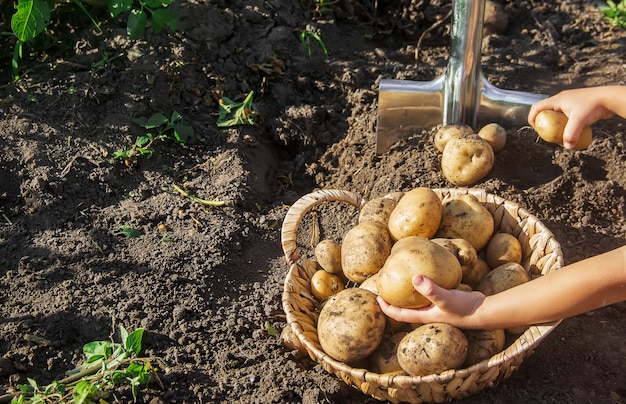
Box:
[300,28,328,58]
[601,1,626,28]
[217,91,258,127]
[113,111,194,165]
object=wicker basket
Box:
[281,188,565,403]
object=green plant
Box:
[601,0,626,28]
[7,326,162,403]
[9,0,177,79]
[300,28,328,58]
[113,111,194,165]
[217,91,258,127]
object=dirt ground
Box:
[1,0,626,403]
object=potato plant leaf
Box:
[11,0,51,42]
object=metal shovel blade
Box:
[375,0,546,155]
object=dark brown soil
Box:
[1,0,626,403]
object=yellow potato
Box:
[397,323,468,376]
[434,124,476,152]
[435,194,495,251]
[369,331,408,374]
[317,288,387,363]
[462,258,491,289]
[341,221,392,283]
[358,196,397,225]
[476,262,530,296]
[463,328,506,366]
[377,236,462,308]
[532,110,592,150]
[431,238,478,279]
[310,270,344,300]
[477,123,507,153]
[387,187,443,241]
[485,232,523,269]
[314,239,342,275]
[441,136,495,186]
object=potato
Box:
[397,323,468,376]
[315,239,342,275]
[317,288,387,363]
[434,124,476,152]
[532,110,592,150]
[431,238,478,279]
[359,272,379,294]
[463,328,506,366]
[476,262,530,296]
[463,258,491,289]
[456,283,473,292]
[377,236,462,308]
[358,196,397,225]
[341,221,392,283]
[310,270,344,300]
[477,123,507,153]
[441,136,495,186]
[485,232,522,269]
[435,194,495,251]
[387,187,442,241]
[369,331,408,374]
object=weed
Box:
[113,111,194,166]
[116,225,143,238]
[300,27,328,58]
[172,183,225,207]
[8,326,163,403]
[601,1,626,28]
[9,0,177,79]
[217,91,258,127]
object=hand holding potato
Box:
[528,86,626,149]
[376,275,486,327]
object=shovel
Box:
[376,0,546,154]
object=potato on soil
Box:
[315,239,342,275]
[485,232,523,269]
[359,196,397,225]
[434,124,476,152]
[369,331,408,374]
[397,323,468,376]
[341,221,392,283]
[317,288,387,363]
[477,123,507,153]
[476,262,530,296]
[387,187,443,241]
[377,236,462,308]
[441,136,495,186]
[463,258,491,289]
[431,238,478,279]
[310,270,344,301]
[463,328,506,366]
[435,194,495,251]
[532,110,592,150]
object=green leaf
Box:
[73,380,95,404]
[264,321,280,337]
[150,8,177,33]
[144,113,169,128]
[11,0,51,42]
[127,9,148,39]
[124,328,144,355]
[173,123,194,145]
[12,40,23,80]
[118,225,143,238]
[83,340,113,362]
[109,0,133,18]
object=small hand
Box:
[376,275,486,328]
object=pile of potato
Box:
[435,123,504,187]
[297,187,534,377]
[437,113,593,187]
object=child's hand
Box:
[376,275,486,328]
[528,88,615,149]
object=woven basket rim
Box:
[281,187,565,393]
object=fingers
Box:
[562,119,582,149]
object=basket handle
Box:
[281,189,362,267]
